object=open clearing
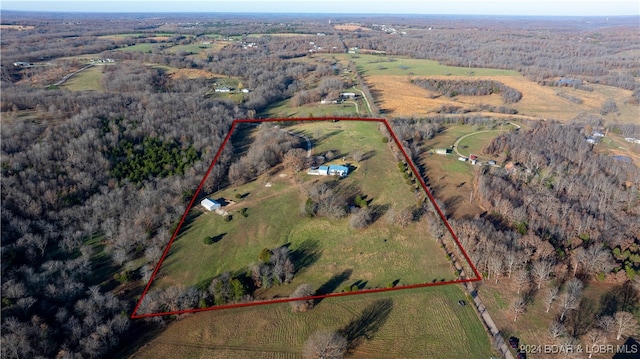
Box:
[61,66,104,91]
[132,285,493,359]
[152,121,462,297]
[261,99,361,118]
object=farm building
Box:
[307,165,349,177]
[201,198,221,211]
[435,148,451,155]
[215,87,231,93]
[340,92,357,98]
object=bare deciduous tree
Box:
[558,293,579,322]
[349,207,372,229]
[550,320,566,339]
[585,328,606,358]
[532,259,554,290]
[544,286,559,313]
[614,311,639,340]
[511,296,526,322]
[290,283,314,312]
[302,331,347,359]
[513,268,529,295]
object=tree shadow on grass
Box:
[361,150,376,161]
[290,239,322,275]
[338,298,394,353]
[599,281,639,316]
[369,203,390,224]
[314,269,352,305]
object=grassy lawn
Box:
[456,126,515,159]
[152,121,458,297]
[61,66,104,91]
[132,284,493,359]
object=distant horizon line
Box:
[2,9,638,18]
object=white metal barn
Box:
[201,198,221,211]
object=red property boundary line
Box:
[131,117,481,319]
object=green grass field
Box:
[116,43,165,53]
[61,66,104,91]
[165,43,216,55]
[132,284,493,359]
[260,99,360,118]
[328,54,520,77]
[153,121,458,296]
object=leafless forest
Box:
[1,11,639,358]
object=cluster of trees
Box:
[252,246,296,288]
[303,182,348,219]
[291,76,349,106]
[110,136,199,184]
[228,124,301,185]
[411,78,523,103]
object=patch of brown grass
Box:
[334,24,371,32]
[168,69,221,80]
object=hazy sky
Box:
[1,0,638,16]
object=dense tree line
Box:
[412,78,523,103]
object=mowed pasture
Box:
[152,121,461,299]
[132,285,493,359]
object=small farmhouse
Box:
[435,148,451,155]
[201,198,221,211]
[215,87,231,93]
[340,92,357,99]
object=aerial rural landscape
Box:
[1,2,639,358]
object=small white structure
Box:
[241,88,250,93]
[215,87,231,93]
[341,92,357,98]
[201,198,221,211]
[458,156,468,162]
[435,148,450,155]
[307,165,349,177]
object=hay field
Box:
[367,75,639,122]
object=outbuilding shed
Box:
[201,198,221,211]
